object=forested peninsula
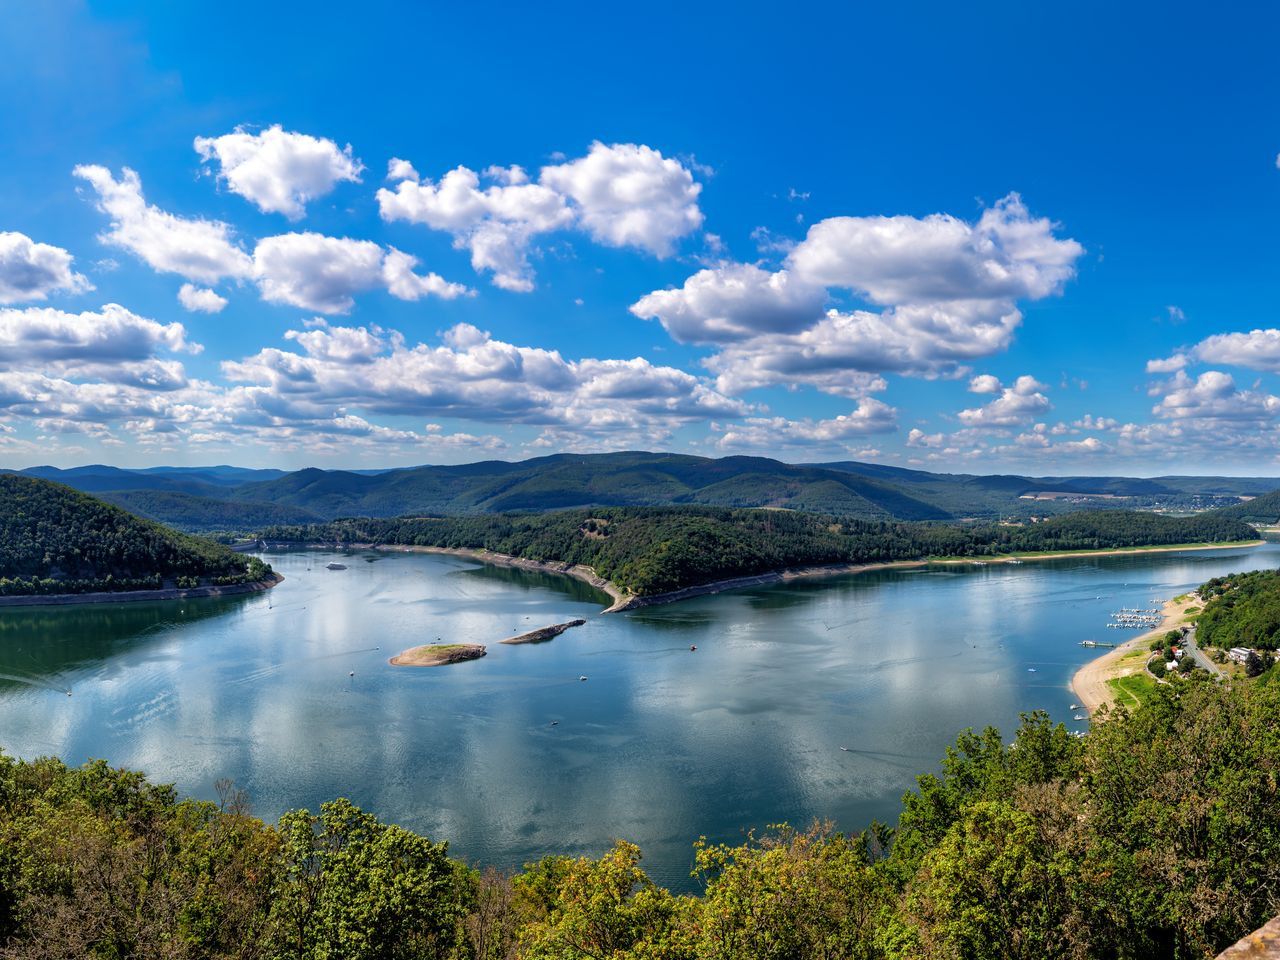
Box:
[260,506,1257,598]
[0,475,274,598]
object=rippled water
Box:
[0,543,1274,889]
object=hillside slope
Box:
[0,475,270,595]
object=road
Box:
[1181,625,1225,678]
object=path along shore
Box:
[0,572,284,608]
[1070,594,1202,714]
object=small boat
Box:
[579,675,588,682]
[1073,713,1087,721]
[1027,667,1037,672]
[326,562,347,571]
[839,746,850,752]
[1069,703,1079,709]
[690,645,697,651]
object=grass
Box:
[1108,671,1159,710]
[926,541,1262,564]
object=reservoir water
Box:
[0,543,1276,889]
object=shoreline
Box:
[1070,594,1198,713]
[0,572,285,609]
[259,538,1260,615]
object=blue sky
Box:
[2,1,1280,474]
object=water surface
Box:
[0,544,1274,889]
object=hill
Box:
[100,490,323,534]
[1212,488,1280,524]
[0,475,271,596]
[11,454,1279,527]
[261,506,1256,598]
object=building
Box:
[1228,647,1254,665]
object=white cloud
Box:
[967,373,1002,394]
[1150,370,1280,423]
[1187,329,1280,372]
[377,165,571,292]
[386,157,420,182]
[0,232,93,304]
[629,263,824,343]
[787,193,1083,304]
[704,300,1021,396]
[907,428,944,448]
[74,165,255,284]
[0,303,194,367]
[1146,354,1188,374]
[251,233,469,312]
[378,142,704,291]
[194,124,363,220]
[539,141,703,255]
[632,194,1081,395]
[957,375,1050,428]
[381,248,470,302]
[177,283,228,313]
[715,399,898,451]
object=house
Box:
[1227,647,1254,664]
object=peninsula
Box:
[389,643,487,667]
[0,475,277,604]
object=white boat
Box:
[326,562,347,570]
[1073,713,1088,721]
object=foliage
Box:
[259,506,1256,597]
[1197,569,1280,650]
[0,475,270,595]
[1,678,1277,957]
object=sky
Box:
[2,1,1280,475]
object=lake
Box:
[0,543,1275,890]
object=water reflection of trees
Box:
[0,594,254,683]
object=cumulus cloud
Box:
[714,399,897,451]
[704,300,1022,397]
[539,141,703,255]
[907,428,944,448]
[74,165,254,283]
[967,373,1002,394]
[0,232,93,304]
[222,322,747,443]
[1187,329,1280,372]
[1146,354,1188,374]
[177,283,228,313]
[252,233,469,312]
[957,375,1050,428]
[786,193,1083,304]
[0,303,194,367]
[377,142,703,291]
[194,125,363,219]
[1150,370,1280,423]
[629,264,824,343]
[633,193,1082,394]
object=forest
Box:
[1196,568,1280,651]
[0,475,271,596]
[0,671,1275,958]
[260,506,1257,597]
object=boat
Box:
[1027,667,1037,673]
[1069,703,1079,709]
[1073,713,1088,721]
[326,562,347,570]
[578,675,588,682]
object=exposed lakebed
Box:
[0,544,1276,890]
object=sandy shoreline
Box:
[1070,594,1199,713]
[0,572,285,608]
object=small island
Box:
[389,643,487,667]
[500,619,587,644]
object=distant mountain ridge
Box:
[6,453,1277,531]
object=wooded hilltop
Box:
[0,475,272,596]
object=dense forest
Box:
[260,507,1257,597]
[0,475,271,596]
[0,675,1275,958]
[100,489,323,535]
[1196,568,1280,650]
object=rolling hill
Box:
[0,475,271,595]
[6,454,1278,529]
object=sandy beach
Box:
[1070,594,1200,713]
